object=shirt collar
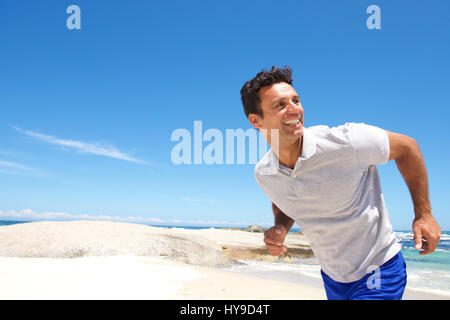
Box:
[267,127,317,173]
[299,127,317,161]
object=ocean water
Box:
[223,230,450,298]
[0,220,29,227]
[395,231,450,297]
[1,220,449,297]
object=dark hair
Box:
[240,66,293,118]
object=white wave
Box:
[395,232,414,239]
[407,287,450,298]
[434,248,450,253]
[406,268,450,297]
[224,258,323,281]
[395,231,450,241]
[440,234,450,241]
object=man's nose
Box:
[286,101,302,114]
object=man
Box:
[240,66,441,300]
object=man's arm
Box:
[272,203,295,231]
[385,130,441,255]
[263,203,295,256]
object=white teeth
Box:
[283,120,300,125]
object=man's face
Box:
[249,82,304,144]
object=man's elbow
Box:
[405,136,420,153]
[397,136,421,161]
[387,129,422,161]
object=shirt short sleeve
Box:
[348,123,390,169]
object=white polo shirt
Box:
[254,123,402,283]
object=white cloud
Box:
[0,160,35,171]
[0,209,162,224]
[0,160,42,177]
[0,149,23,157]
[13,127,149,165]
[0,209,270,227]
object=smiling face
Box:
[249,82,304,146]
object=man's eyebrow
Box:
[271,97,284,105]
[271,95,300,106]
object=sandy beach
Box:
[0,221,446,300]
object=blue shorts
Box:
[320,252,407,300]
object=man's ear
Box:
[248,113,263,130]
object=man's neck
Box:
[275,136,303,170]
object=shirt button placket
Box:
[291,172,301,197]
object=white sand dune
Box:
[0,221,232,267]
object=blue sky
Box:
[0,0,449,230]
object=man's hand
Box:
[264,224,288,256]
[413,214,441,255]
